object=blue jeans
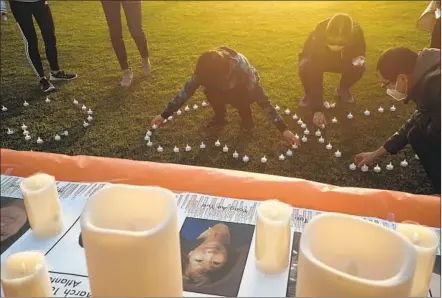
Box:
[1,0,6,13]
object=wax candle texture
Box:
[1,251,52,297]
[395,223,438,297]
[80,184,183,297]
[296,213,417,297]
[255,200,292,274]
[20,173,63,238]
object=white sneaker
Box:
[121,69,133,87]
[141,58,151,77]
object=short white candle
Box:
[23,130,29,136]
[296,213,417,297]
[83,121,89,128]
[301,123,307,129]
[168,116,173,121]
[21,124,27,130]
[25,135,31,141]
[326,143,332,150]
[1,251,53,297]
[395,222,439,296]
[82,105,87,111]
[286,149,293,157]
[163,119,167,123]
[215,139,221,147]
[285,108,290,115]
[330,102,336,108]
[20,173,63,238]
[54,134,61,141]
[173,146,179,153]
[386,162,394,171]
[87,115,93,122]
[292,114,298,120]
[292,144,298,149]
[297,119,303,125]
[275,105,280,111]
[2,105,7,111]
[184,105,190,111]
[199,142,206,149]
[176,109,182,115]
[80,185,183,296]
[295,134,300,140]
[318,136,325,143]
[255,200,292,274]
[152,124,158,130]
[87,109,93,115]
[415,154,419,160]
[63,130,68,136]
[73,99,79,105]
[324,101,331,109]
[242,155,249,162]
[334,150,342,158]
[7,128,14,135]
[390,105,396,112]
[374,164,381,173]
[193,104,198,110]
[361,164,369,172]
[279,154,285,161]
[349,163,357,171]
[332,117,338,123]
[36,137,43,144]
[146,130,152,137]
[202,101,208,107]
[400,159,408,167]
[222,145,228,153]
[304,128,310,135]
[185,144,191,152]
[347,112,353,119]
[302,136,307,143]
[45,97,50,103]
[315,129,321,137]
[378,106,384,113]
[157,146,163,152]
[233,151,239,159]
[364,109,370,116]
[144,135,150,142]
[23,101,29,107]
[146,141,153,147]
[261,156,267,163]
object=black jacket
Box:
[384,48,441,154]
[299,18,366,64]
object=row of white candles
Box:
[0,174,437,297]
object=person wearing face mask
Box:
[151,46,300,147]
[298,13,366,127]
[355,47,441,193]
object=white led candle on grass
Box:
[54,134,61,141]
[361,164,369,172]
[2,105,7,111]
[255,200,292,274]
[87,115,93,122]
[1,251,53,297]
[301,123,307,129]
[36,137,43,144]
[199,142,206,149]
[400,160,408,167]
[242,155,249,163]
[395,222,439,297]
[23,130,29,136]
[334,150,341,158]
[286,149,293,157]
[185,144,191,152]
[146,141,153,147]
[292,144,298,149]
[415,154,419,160]
[324,101,331,109]
[83,121,89,128]
[73,99,79,105]
[63,130,68,136]
[386,162,394,171]
[45,97,50,103]
[20,173,63,238]
[146,130,152,137]
[173,146,179,153]
[202,101,208,107]
[302,136,307,143]
[279,154,285,161]
[23,101,29,107]
[285,108,290,115]
[330,102,336,108]
[378,106,384,113]
[295,134,300,140]
[233,151,239,159]
[390,105,396,112]
[292,114,298,120]
[275,105,280,111]
[168,116,173,121]
[304,128,310,135]
[7,128,14,135]
[25,135,31,141]
[374,164,381,173]
[349,163,357,171]
[152,124,158,130]
[296,213,416,297]
[82,105,87,111]
[326,143,332,150]
[318,136,325,143]
[80,185,183,296]
[331,117,338,124]
[215,139,221,147]
[222,145,229,153]
[193,104,198,110]
[184,105,190,111]
[297,119,303,125]
[87,109,93,115]
[347,112,353,120]
[21,124,27,130]
[157,146,163,153]
[315,129,321,137]
[176,109,182,115]
[364,109,370,116]
[261,156,267,163]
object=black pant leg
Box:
[408,125,441,193]
[431,18,441,49]
[122,0,149,59]
[204,89,227,120]
[32,0,59,71]
[298,58,324,103]
[101,0,128,70]
[9,0,45,79]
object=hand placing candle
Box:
[20,173,63,238]
[1,251,52,297]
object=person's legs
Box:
[204,89,228,127]
[298,58,324,108]
[122,0,150,76]
[431,18,441,49]
[408,125,441,193]
[336,61,365,103]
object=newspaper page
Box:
[0,175,440,297]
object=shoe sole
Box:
[42,86,56,93]
[49,74,78,81]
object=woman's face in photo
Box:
[187,239,228,275]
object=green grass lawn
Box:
[0,1,436,194]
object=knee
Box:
[129,26,145,39]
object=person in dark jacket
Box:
[417,1,441,49]
[355,47,441,193]
[298,13,366,127]
[151,46,300,146]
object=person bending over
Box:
[298,13,366,127]
[9,0,77,93]
[151,46,300,146]
[355,47,441,193]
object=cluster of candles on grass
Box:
[142,101,410,170]
[2,98,94,144]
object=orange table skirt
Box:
[1,148,440,228]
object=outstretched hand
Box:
[282,130,301,147]
[354,151,376,167]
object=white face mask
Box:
[386,78,408,101]
[327,45,344,52]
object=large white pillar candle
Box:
[20,173,63,238]
[80,184,183,297]
[1,251,52,297]
[255,199,292,274]
[296,213,417,297]
[395,222,438,297]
